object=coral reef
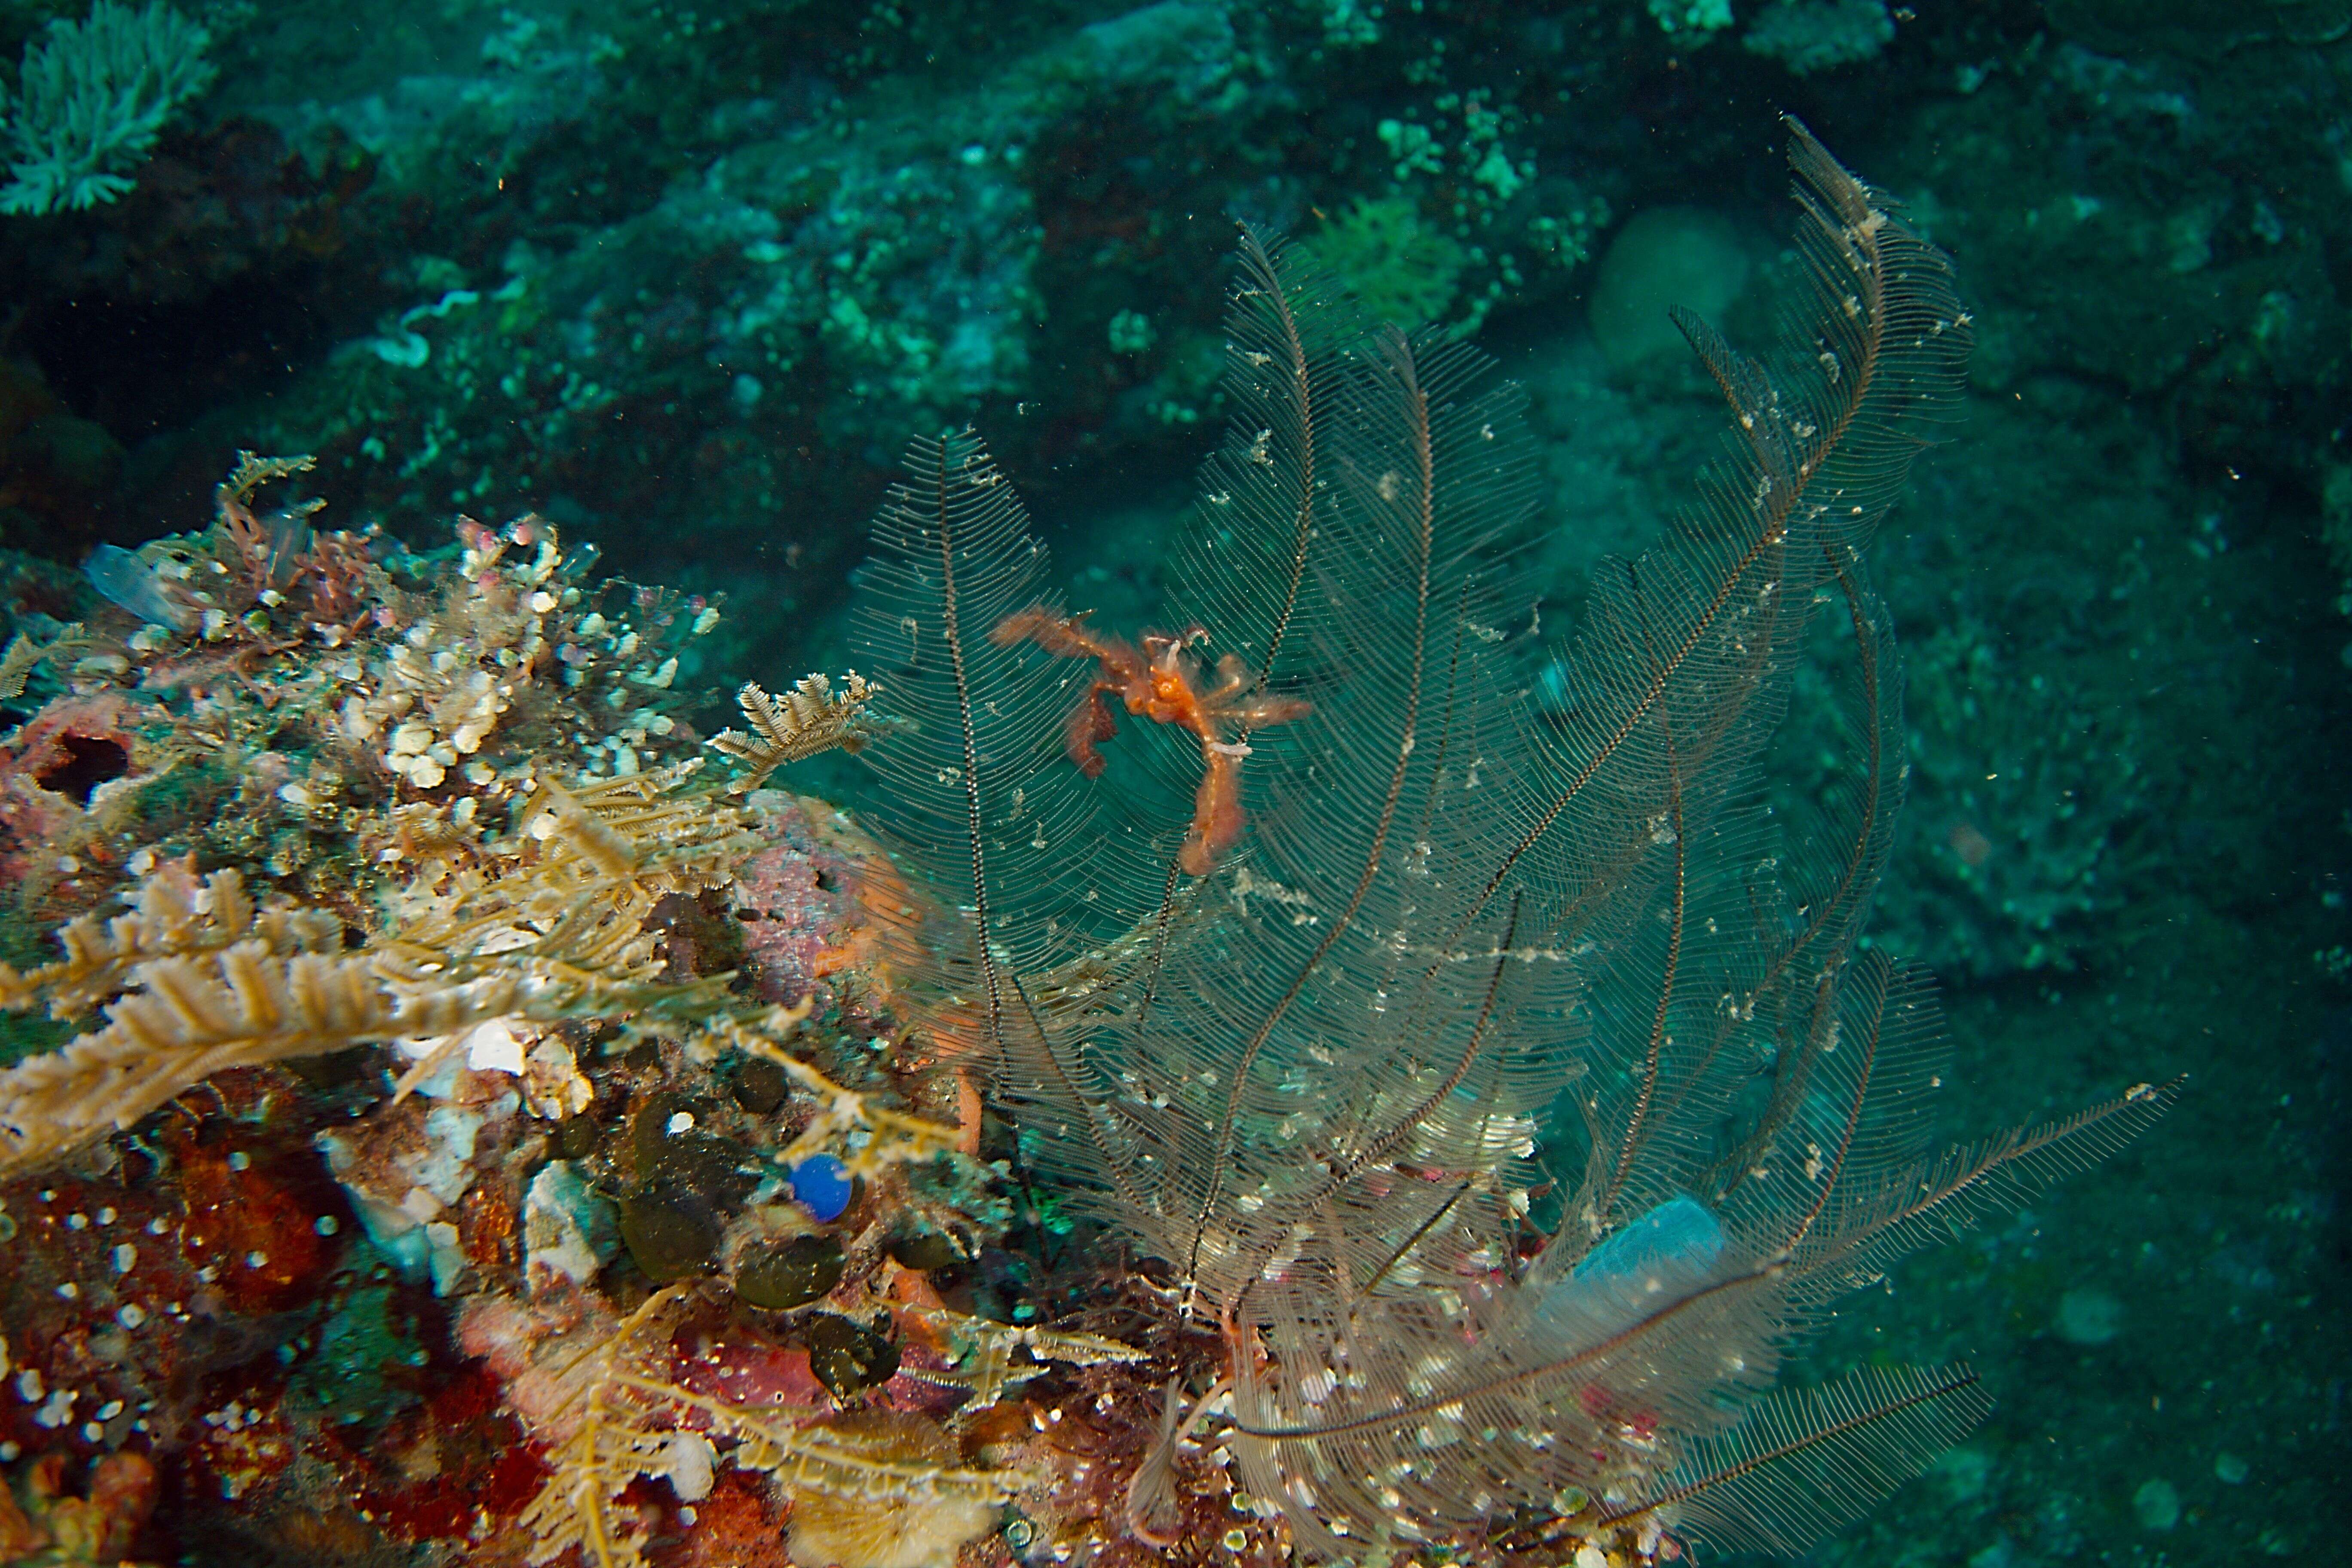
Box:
[0,3,2337,1564]
[1741,0,1895,77]
[0,453,992,1561]
[6,1,1647,615]
[0,450,983,1564]
[9,0,2343,1523]
[0,453,730,943]
[0,81,2305,1568]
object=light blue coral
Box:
[0,0,215,215]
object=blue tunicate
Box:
[1533,1194,1729,1344]
[83,545,190,630]
[789,1154,853,1222]
[1571,1194,1727,1285]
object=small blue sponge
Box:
[790,1154,853,1222]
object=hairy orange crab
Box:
[992,607,1308,875]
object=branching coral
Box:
[0,0,215,215]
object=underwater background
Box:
[0,1,2346,1565]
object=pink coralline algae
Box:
[729,793,902,1008]
[0,693,135,878]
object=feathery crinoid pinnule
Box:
[846,119,2179,1562]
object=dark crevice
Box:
[36,734,130,804]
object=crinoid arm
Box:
[1592,1365,1997,1554]
[830,120,2173,1565]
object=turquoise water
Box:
[0,3,2344,1565]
